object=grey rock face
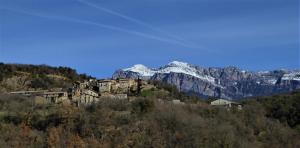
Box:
[112,62,300,99]
[112,70,151,80]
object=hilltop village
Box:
[9,77,243,109]
[10,78,148,106]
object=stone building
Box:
[10,90,68,104]
[72,82,100,106]
[74,81,89,90]
[98,80,112,93]
[41,91,68,103]
[112,79,137,94]
[97,79,139,94]
[210,99,242,110]
[78,90,99,105]
[210,99,234,106]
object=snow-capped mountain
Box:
[123,64,155,77]
[113,61,300,99]
[122,61,215,83]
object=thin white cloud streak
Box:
[0,7,202,49]
[77,0,201,48]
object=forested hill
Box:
[245,90,300,128]
[0,63,92,92]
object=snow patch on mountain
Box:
[282,72,300,81]
[267,79,278,84]
[167,61,190,67]
[258,71,270,74]
[160,61,216,83]
[123,61,216,84]
[123,64,155,76]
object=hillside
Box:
[0,85,299,147]
[0,63,92,92]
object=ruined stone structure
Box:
[98,79,138,94]
[72,81,99,105]
[10,90,68,103]
[71,78,141,105]
[98,80,112,93]
[10,78,144,106]
[72,89,99,106]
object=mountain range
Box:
[113,61,300,99]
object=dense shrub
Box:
[247,90,300,128]
[131,98,154,115]
[0,92,299,147]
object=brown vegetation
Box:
[0,90,299,147]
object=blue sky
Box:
[0,0,299,78]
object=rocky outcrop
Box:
[113,70,150,80]
[112,61,300,99]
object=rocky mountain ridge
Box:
[113,61,300,99]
